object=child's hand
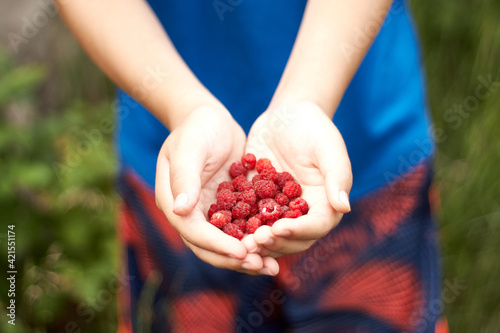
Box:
[155,106,279,276]
[244,101,352,257]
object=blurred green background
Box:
[0,0,499,332]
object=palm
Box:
[245,102,351,256]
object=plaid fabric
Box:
[116,162,446,333]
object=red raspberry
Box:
[210,211,230,229]
[220,210,232,222]
[254,180,278,198]
[260,167,278,182]
[229,161,247,178]
[283,181,302,198]
[275,192,290,206]
[232,218,246,233]
[233,175,253,192]
[249,203,259,217]
[207,203,220,219]
[282,209,302,219]
[258,198,275,209]
[256,158,274,173]
[246,216,262,234]
[223,223,244,240]
[241,153,256,170]
[265,218,279,227]
[236,189,257,205]
[217,181,234,193]
[217,189,236,210]
[289,197,309,214]
[259,199,281,220]
[276,172,295,189]
[232,201,251,219]
[252,174,262,184]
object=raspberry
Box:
[254,180,278,198]
[252,174,262,184]
[217,189,236,210]
[256,158,274,173]
[207,154,310,236]
[283,181,302,198]
[276,172,294,189]
[249,203,259,217]
[282,209,302,219]
[289,197,309,214]
[258,198,275,209]
[232,218,246,233]
[207,203,220,219]
[246,216,262,234]
[241,153,256,170]
[232,201,251,219]
[220,210,232,222]
[259,199,281,220]
[223,223,244,240]
[236,189,257,205]
[217,181,234,193]
[275,192,290,206]
[260,167,278,182]
[229,161,247,178]
[265,218,278,227]
[210,211,230,229]
[233,175,253,192]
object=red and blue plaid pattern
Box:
[116,162,447,333]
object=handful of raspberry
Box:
[207,153,309,239]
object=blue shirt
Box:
[117,0,433,200]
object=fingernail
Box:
[263,238,274,246]
[339,190,351,211]
[259,268,273,276]
[174,193,189,210]
[276,229,291,237]
[249,246,260,253]
[241,262,253,270]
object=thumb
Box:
[317,127,353,214]
[165,138,206,216]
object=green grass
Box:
[412,0,500,331]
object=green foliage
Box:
[0,50,117,333]
[0,51,45,108]
[412,0,500,331]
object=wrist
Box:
[151,87,230,132]
[264,100,333,122]
[268,91,339,120]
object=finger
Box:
[241,234,260,253]
[257,238,315,257]
[253,226,315,256]
[271,207,340,240]
[260,256,280,275]
[156,155,248,258]
[180,214,249,259]
[238,256,280,276]
[316,125,353,213]
[188,242,263,271]
[164,136,207,215]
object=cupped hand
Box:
[243,101,353,258]
[155,106,279,276]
